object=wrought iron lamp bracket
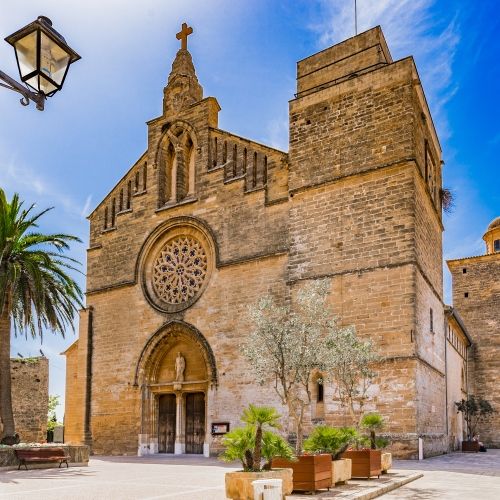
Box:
[0,69,45,111]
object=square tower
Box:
[288,27,446,457]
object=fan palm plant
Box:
[361,413,385,450]
[0,189,83,443]
[241,404,281,470]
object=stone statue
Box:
[175,352,186,382]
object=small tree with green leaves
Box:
[455,395,495,441]
[47,395,61,438]
[220,405,294,471]
[361,413,385,450]
[326,327,379,428]
[244,280,353,453]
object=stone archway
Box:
[135,320,217,456]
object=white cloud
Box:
[0,154,90,221]
[311,0,460,140]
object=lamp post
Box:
[0,16,80,111]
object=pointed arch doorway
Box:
[135,320,217,456]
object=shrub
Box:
[303,426,357,460]
[361,413,385,450]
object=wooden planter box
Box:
[225,469,293,500]
[341,449,381,479]
[272,454,332,492]
[462,440,480,453]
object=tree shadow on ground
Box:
[0,466,95,484]
[93,454,238,468]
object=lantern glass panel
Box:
[40,32,71,86]
[14,31,37,78]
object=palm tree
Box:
[241,404,280,471]
[0,189,83,444]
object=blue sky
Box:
[1,0,498,420]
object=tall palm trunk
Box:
[0,295,15,439]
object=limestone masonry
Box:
[11,357,48,443]
[63,25,498,458]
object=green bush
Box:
[219,405,295,471]
[303,426,357,460]
[361,413,385,450]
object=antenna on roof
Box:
[355,0,358,35]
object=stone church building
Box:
[63,24,495,458]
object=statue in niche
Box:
[175,352,186,382]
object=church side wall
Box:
[448,256,500,447]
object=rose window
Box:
[152,236,208,304]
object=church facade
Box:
[64,25,464,458]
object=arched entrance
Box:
[135,320,217,456]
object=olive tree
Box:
[325,326,379,427]
[243,280,351,453]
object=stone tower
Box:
[447,217,500,447]
[288,26,446,457]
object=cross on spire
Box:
[176,22,193,51]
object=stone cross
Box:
[176,22,193,51]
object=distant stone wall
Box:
[11,357,49,443]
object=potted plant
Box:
[244,280,352,455]
[341,413,385,479]
[303,426,356,485]
[245,281,354,492]
[221,405,294,500]
[455,396,495,452]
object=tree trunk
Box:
[0,295,15,439]
[253,424,262,471]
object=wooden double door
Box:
[158,392,205,454]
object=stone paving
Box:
[385,449,500,499]
[0,451,499,499]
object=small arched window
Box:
[317,380,324,403]
[494,239,500,253]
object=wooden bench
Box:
[15,447,69,470]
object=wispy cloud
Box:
[0,152,90,221]
[311,0,460,140]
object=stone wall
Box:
[448,254,500,447]
[11,357,48,443]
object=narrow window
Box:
[317,382,324,402]
[135,171,140,192]
[111,198,116,227]
[119,189,123,212]
[430,308,434,333]
[127,180,132,209]
[223,140,227,163]
[230,144,236,177]
[494,240,500,252]
[104,207,108,229]
[462,268,467,274]
[263,155,268,185]
[143,163,147,191]
[213,137,218,168]
[243,147,247,175]
[464,292,469,298]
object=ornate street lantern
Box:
[0,16,80,110]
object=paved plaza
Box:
[0,451,499,499]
